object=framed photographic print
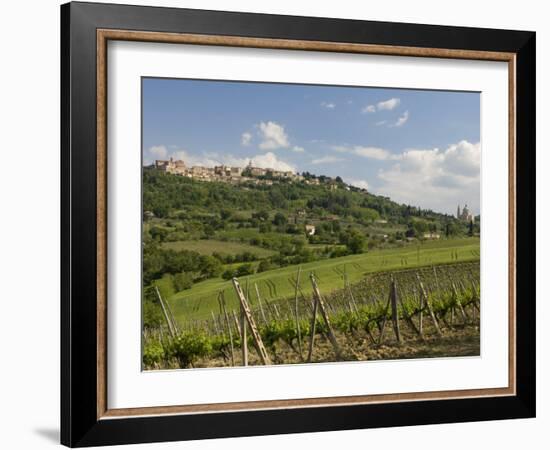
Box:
[61,1,536,447]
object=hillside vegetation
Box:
[142,168,479,320]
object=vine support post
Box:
[155,286,176,338]
[254,283,268,325]
[416,287,424,336]
[310,273,342,359]
[293,266,303,360]
[240,304,248,366]
[390,277,402,344]
[307,284,320,363]
[219,292,235,366]
[417,273,442,337]
[232,278,271,365]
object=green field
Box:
[162,239,276,258]
[162,237,480,323]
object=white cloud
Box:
[148,145,168,159]
[332,145,397,161]
[442,140,481,176]
[376,140,480,214]
[377,97,400,110]
[321,101,336,109]
[347,179,370,190]
[250,152,296,172]
[311,155,345,165]
[258,121,290,150]
[362,105,376,114]
[171,150,220,168]
[392,110,409,127]
[353,146,394,160]
[362,98,401,115]
[292,146,305,153]
[150,146,296,173]
[332,146,348,153]
[375,120,387,126]
[241,132,252,146]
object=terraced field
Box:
[162,239,276,258]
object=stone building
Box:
[457,204,474,222]
[305,224,316,236]
[154,157,186,175]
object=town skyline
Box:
[143,78,481,215]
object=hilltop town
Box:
[149,158,334,187]
[149,158,476,225]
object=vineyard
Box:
[142,261,480,369]
[161,237,480,322]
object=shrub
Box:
[235,263,254,277]
[257,260,272,273]
[173,272,193,291]
[221,269,235,280]
[167,332,213,368]
[143,341,165,368]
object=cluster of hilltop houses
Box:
[151,158,316,185]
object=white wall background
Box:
[0,0,546,448]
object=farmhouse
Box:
[305,224,316,236]
[423,232,441,240]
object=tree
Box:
[220,209,232,221]
[235,263,254,277]
[468,220,474,237]
[199,256,222,278]
[259,223,272,233]
[346,231,366,254]
[445,221,461,237]
[252,210,269,221]
[221,269,234,280]
[257,260,272,273]
[273,212,287,226]
[412,220,428,235]
[150,226,169,242]
[173,272,193,291]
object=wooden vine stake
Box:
[293,267,303,359]
[309,273,342,359]
[451,281,468,323]
[240,304,248,366]
[219,292,235,366]
[155,286,176,338]
[389,277,402,344]
[306,284,319,363]
[232,278,271,365]
[254,283,268,325]
[378,290,392,344]
[416,273,442,337]
[232,310,241,336]
[162,290,180,335]
[396,285,423,340]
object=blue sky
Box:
[143,78,480,215]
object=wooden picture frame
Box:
[61,1,535,447]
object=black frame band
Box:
[61,2,535,447]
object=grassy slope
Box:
[162,239,276,258]
[163,237,480,322]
